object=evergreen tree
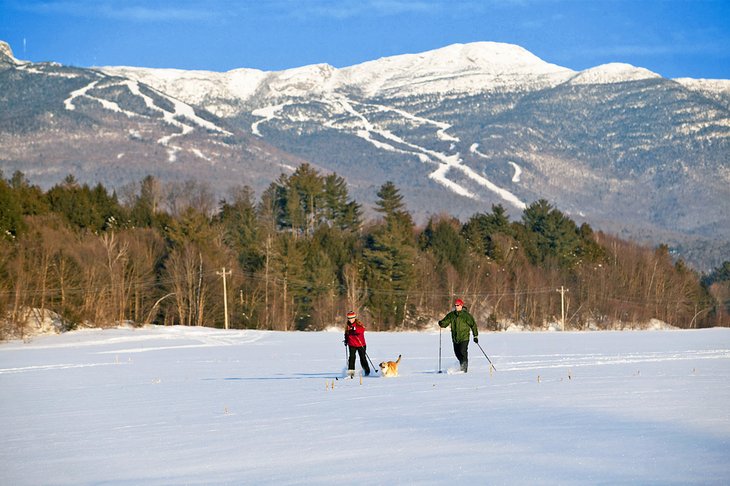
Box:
[164,206,216,250]
[264,174,293,231]
[520,199,583,268]
[0,177,24,240]
[374,181,414,240]
[46,177,99,231]
[419,216,468,273]
[363,182,416,327]
[271,233,307,330]
[461,204,512,260]
[322,173,362,231]
[10,171,48,216]
[288,163,325,236]
[217,186,263,271]
[298,237,338,329]
[703,261,730,286]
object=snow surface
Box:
[1,326,729,485]
[567,63,661,85]
[101,42,577,112]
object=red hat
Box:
[346,311,357,319]
[454,299,464,306]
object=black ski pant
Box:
[348,345,370,375]
[453,340,469,372]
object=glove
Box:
[473,337,479,344]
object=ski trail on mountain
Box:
[122,79,231,134]
[252,103,287,136]
[124,80,230,162]
[64,79,100,111]
[471,143,523,183]
[64,78,229,163]
[249,93,527,208]
[509,162,522,182]
[337,96,526,207]
[365,103,459,143]
[329,95,479,198]
[124,80,232,136]
[471,143,526,190]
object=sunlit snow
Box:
[1,326,728,484]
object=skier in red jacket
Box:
[344,311,370,378]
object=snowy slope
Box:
[338,42,575,97]
[99,66,269,117]
[567,63,661,85]
[1,326,729,484]
[101,42,577,115]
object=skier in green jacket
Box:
[438,298,479,372]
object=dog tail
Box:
[396,354,401,364]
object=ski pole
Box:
[352,335,378,373]
[438,326,442,373]
[476,341,496,371]
[364,349,378,373]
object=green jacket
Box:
[438,308,478,343]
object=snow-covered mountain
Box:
[2,40,729,270]
[103,42,576,113]
[0,40,307,195]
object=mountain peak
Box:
[341,41,574,96]
[429,41,563,69]
[0,40,17,65]
[350,41,573,75]
[569,63,662,85]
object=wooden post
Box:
[556,286,569,331]
[217,267,232,330]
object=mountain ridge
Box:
[1,40,729,271]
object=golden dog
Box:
[379,355,401,377]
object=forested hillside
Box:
[0,165,727,338]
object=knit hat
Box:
[454,299,464,306]
[346,311,357,319]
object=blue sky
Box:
[1,0,729,79]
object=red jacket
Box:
[345,320,366,347]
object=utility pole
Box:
[217,267,232,330]
[556,286,569,331]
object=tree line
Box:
[0,165,727,338]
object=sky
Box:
[0,0,729,80]
[1,325,729,484]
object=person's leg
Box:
[348,345,357,375]
[453,341,463,369]
[453,341,469,372]
[459,341,469,372]
[358,346,370,375]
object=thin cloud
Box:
[578,42,729,58]
[97,5,217,22]
[284,0,442,20]
[12,1,220,22]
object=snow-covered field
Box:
[1,326,729,485]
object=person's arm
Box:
[438,311,453,328]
